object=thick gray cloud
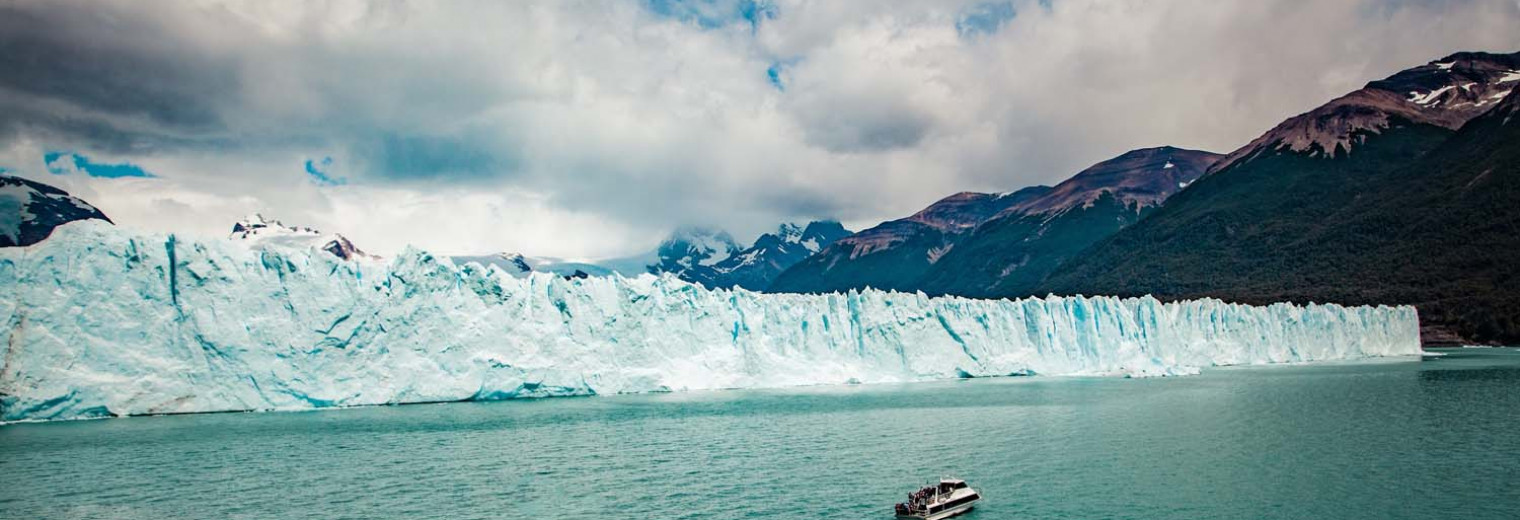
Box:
[0,0,1517,257]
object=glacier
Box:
[0,221,1421,423]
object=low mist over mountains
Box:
[696,221,852,291]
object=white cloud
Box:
[1,0,1517,258]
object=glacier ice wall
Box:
[1,222,1421,422]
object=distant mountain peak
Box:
[230,213,320,239]
[654,226,741,271]
[1006,146,1222,216]
[798,220,848,253]
[477,252,533,275]
[228,213,374,261]
[907,190,1048,231]
[775,222,804,242]
[639,220,851,291]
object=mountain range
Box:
[770,146,1220,295]
[769,189,1045,293]
[773,50,1520,344]
[4,51,1517,344]
[667,221,852,291]
[451,221,850,290]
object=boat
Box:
[893,478,981,519]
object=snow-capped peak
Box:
[230,213,320,239]
[776,223,804,243]
[1389,55,1520,113]
[228,213,373,261]
[491,252,534,274]
[1212,51,1520,171]
[658,227,740,269]
[645,220,849,290]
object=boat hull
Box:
[895,500,976,520]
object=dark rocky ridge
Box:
[0,174,112,248]
[767,187,1049,293]
[701,221,852,291]
[919,146,1221,297]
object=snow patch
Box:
[1409,85,1455,106]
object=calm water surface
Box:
[4,349,1520,520]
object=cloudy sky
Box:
[2,0,1518,258]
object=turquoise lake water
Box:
[3,348,1519,519]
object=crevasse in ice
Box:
[0,221,1421,422]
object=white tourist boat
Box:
[893,478,981,519]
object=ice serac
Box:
[0,222,1421,422]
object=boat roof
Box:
[940,478,965,484]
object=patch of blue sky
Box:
[766,58,799,91]
[738,0,777,31]
[957,1,1017,39]
[645,0,776,31]
[304,156,346,186]
[43,151,155,178]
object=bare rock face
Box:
[1006,147,1221,217]
[1214,51,1520,171]
[0,174,111,247]
[905,191,1033,231]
